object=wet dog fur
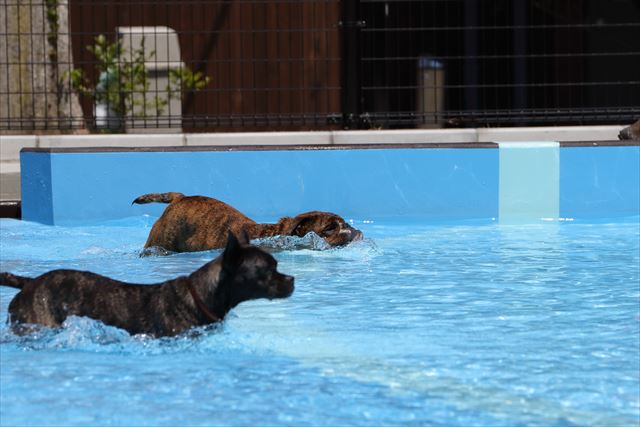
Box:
[0,233,294,337]
[618,118,640,141]
[133,192,363,253]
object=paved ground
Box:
[0,172,19,200]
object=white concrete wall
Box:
[0,135,36,199]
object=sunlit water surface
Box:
[1,216,638,426]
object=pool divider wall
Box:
[19,142,640,225]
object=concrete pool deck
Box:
[0,125,626,203]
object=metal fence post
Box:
[339,0,364,129]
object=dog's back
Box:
[5,269,168,333]
[137,194,257,251]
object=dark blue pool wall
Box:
[20,151,54,225]
[19,143,639,225]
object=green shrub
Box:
[67,34,209,130]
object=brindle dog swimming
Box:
[0,233,294,337]
[132,192,363,253]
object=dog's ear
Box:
[287,215,317,237]
[236,229,250,245]
[222,231,243,271]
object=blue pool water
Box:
[0,216,639,426]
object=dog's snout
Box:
[341,224,363,241]
[283,274,295,293]
[272,273,294,298]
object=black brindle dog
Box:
[0,233,294,337]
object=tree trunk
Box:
[0,0,84,133]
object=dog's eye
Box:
[260,267,273,277]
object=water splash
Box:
[251,232,332,251]
[0,315,226,355]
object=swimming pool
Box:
[1,216,638,426]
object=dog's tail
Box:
[132,192,185,205]
[0,272,30,289]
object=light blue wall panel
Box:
[22,147,499,225]
[560,146,640,219]
[499,142,560,223]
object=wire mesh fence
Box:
[358,0,640,128]
[1,0,638,133]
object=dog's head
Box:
[221,232,294,304]
[282,211,363,247]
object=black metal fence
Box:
[1,0,639,133]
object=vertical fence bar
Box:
[512,0,528,124]
[340,0,363,129]
[463,0,479,116]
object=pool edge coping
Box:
[18,140,640,154]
